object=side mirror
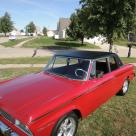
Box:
[96,71,104,78]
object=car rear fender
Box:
[127,64,135,81]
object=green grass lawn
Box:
[114,39,128,47]
[0,67,135,136]
[23,36,100,49]
[77,76,136,136]
[0,68,42,80]
[1,38,29,47]
[114,39,136,48]
[0,57,135,64]
[120,57,136,64]
[0,57,51,64]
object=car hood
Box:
[0,72,83,124]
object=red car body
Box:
[0,51,135,136]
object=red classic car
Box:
[0,51,135,136]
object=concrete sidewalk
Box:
[94,43,136,57]
[1,46,135,58]
[0,41,136,58]
[0,47,53,58]
[0,36,29,43]
[14,37,36,48]
[0,63,136,69]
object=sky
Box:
[0,0,80,30]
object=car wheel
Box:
[51,112,78,136]
[117,79,129,96]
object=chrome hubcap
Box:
[57,117,76,136]
[123,80,128,93]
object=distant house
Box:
[26,26,42,36]
[56,18,71,39]
[84,36,106,45]
[35,26,43,36]
[47,30,56,37]
[10,27,21,36]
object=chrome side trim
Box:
[0,121,19,136]
[32,77,114,122]
[0,109,15,124]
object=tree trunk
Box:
[81,36,84,45]
[109,39,113,52]
[109,43,113,52]
[4,33,7,37]
[128,45,132,58]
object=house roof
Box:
[58,18,71,31]
[55,50,116,59]
[47,30,57,33]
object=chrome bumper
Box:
[0,121,19,136]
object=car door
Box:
[108,55,128,93]
[83,57,117,114]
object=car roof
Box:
[55,50,116,60]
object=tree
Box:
[20,29,24,33]
[26,21,36,34]
[0,12,13,36]
[0,17,1,33]
[67,11,86,45]
[80,0,136,52]
[42,27,47,36]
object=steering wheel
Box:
[75,68,88,78]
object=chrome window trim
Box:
[44,55,91,81]
[15,123,33,136]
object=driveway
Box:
[0,36,29,44]
[0,37,9,43]
[0,46,136,58]
[92,43,136,57]
[0,38,136,58]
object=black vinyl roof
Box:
[55,50,116,59]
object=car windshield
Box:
[44,56,90,80]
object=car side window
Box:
[53,57,67,68]
[109,56,118,71]
[90,58,110,79]
[68,58,79,65]
[95,58,110,78]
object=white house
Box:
[56,18,71,39]
[10,28,21,36]
[84,36,106,45]
[35,26,43,36]
[47,30,56,37]
[9,28,21,40]
[26,26,43,36]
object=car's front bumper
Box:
[0,121,19,136]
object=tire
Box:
[117,79,129,96]
[51,112,78,136]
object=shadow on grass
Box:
[41,41,92,50]
[55,41,85,47]
[41,45,71,50]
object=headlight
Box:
[15,119,33,136]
